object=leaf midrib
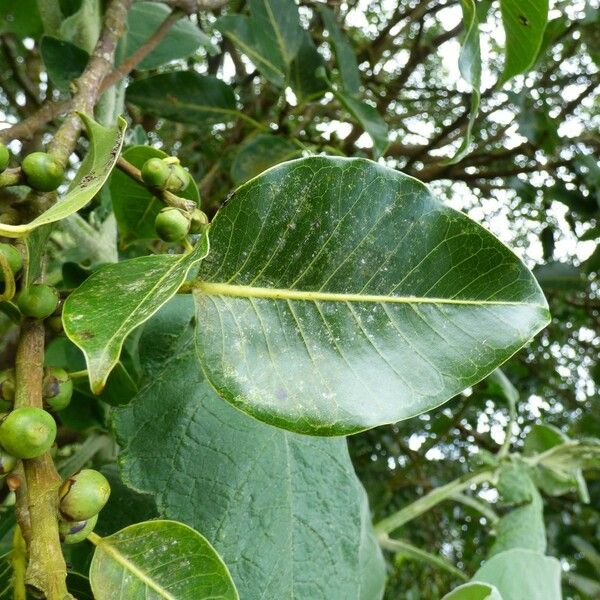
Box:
[194,281,547,308]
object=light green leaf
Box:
[120,2,213,70]
[500,0,549,83]
[474,549,561,600]
[447,0,481,164]
[442,581,503,600]
[59,0,101,53]
[110,145,199,243]
[0,115,126,238]
[318,5,361,95]
[193,156,549,435]
[115,298,386,600]
[333,92,389,158]
[126,72,238,126]
[89,520,238,600]
[63,234,209,394]
[230,134,300,185]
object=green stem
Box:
[451,492,499,524]
[0,168,23,188]
[374,468,495,535]
[68,369,89,380]
[379,535,468,581]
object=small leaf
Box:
[193,157,549,435]
[500,0,549,83]
[446,0,481,164]
[0,115,126,238]
[126,72,238,126]
[120,2,213,70]
[473,549,561,600]
[318,5,361,95]
[290,31,328,102]
[333,91,389,158]
[230,134,300,185]
[442,581,503,600]
[40,36,89,91]
[111,145,199,243]
[63,234,209,393]
[89,520,238,600]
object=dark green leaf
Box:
[500,0,549,83]
[89,520,239,599]
[63,234,209,393]
[333,92,389,158]
[126,72,238,126]
[40,36,88,91]
[318,5,361,95]
[111,145,199,243]
[533,261,588,291]
[115,301,386,600]
[193,157,549,435]
[230,134,300,185]
[120,2,213,70]
[290,31,328,102]
[0,0,43,38]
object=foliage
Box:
[0,0,597,599]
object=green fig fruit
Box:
[154,207,190,242]
[16,284,59,319]
[0,407,56,459]
[59,513,98,544]
[59,469,111,521]
[0,143,9,172]
[0,243,23,281]
[189,208,209,234]
[164,163,190,193]
[141,157,172,189]
[21,152,64,192]
[0,447,17,475]
[42,367,73,411]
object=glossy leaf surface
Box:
[0,115,126,237]
[193,157,549,435]
[64,235,209,394]
[115,299,386,600]
[89,520,238,599]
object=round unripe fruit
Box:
[164,164,190,193]
[16,284,59,319]
[0,408,56,459]
[42,367,73,411]
[59,469,111,521]
[141,157,171,189]
[0,369,15,410]
[21,152,64,192]
[0,144,10,172]
[155,207,190,242]
[189,208,209,234]
[47,315,63,334]
[59,513,98,544]
[0,243,23,281]
[0,447,17,475]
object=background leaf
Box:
[193,156,549,435]
[115,298,386,600]
[63,234,209,393]
[89,520,238,600]
[40,36,88,91]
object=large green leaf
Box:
[89,520,238,599]
[447,0,481,164]
[0,115,126,238]
[110,145,199,243]
[115,298,386,600]
[126,72,238,126]
[334,92,389,158]
[500,0,549,83]
[120,2,213,70]
[318,5,361,95]
[192,157,549,435]
[63,235,209,394]
[473,549,561,600]
[442,582,503,600]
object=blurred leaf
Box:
[230,134,300,185]
[126,72,238,126]
[533,261,587,291]
[290,31,328,102]
[500,0,549,83]
[40,36,88,91]
[318,5,361,95]
[442,582,503,600]
[120,2,213,70]
[517,105,558,153]
[0,0,43,38]
[59,0,101,53]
